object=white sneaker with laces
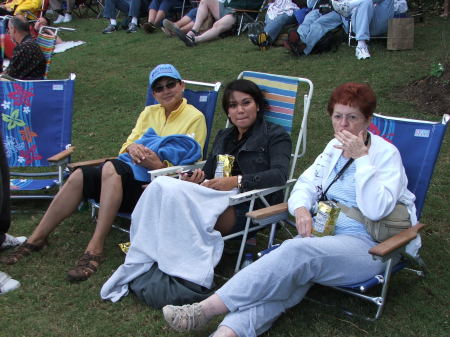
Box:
[63,13,72,23]
[1,233,27,249]
[0,271,20,294]
[355,45,371,60]
[54,14,65,24]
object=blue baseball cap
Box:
[149,64,182,88]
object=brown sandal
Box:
[66,252,104,282]
[0,240,47,265]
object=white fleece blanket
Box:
[54,41,86,54]
[100,176,237,302]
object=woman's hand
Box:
[295,207,313,237]
[126,144,165,169]
[334,130,369,159]
[126,143,148,164]
[201,176,238,191]
[179,168,205,184]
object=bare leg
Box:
[27,169,84,246]
[213,326,238,337]
[214,206,236,235]
[201,294,229,317]
[147,8,156,22]
[194,14,235,43]
[191,0,221,33]
[153,9,166,26]
[179,20,194,33]
[84,161,123,256]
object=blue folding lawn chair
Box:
[0,74,76,199]
[88,77,222,228]
[248,112,449,320]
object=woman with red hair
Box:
[161,82,418,337]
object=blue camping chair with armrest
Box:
[0,74,76,200]
[151,71,314,272]
[247,112,449,320]
[87,78,221,229]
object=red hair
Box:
[327,82,377,119]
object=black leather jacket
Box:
[203,119,292,205]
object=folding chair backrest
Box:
[369,113,449,219]
[36,32,57,79]
[238,71,314,181]
[0,75,75,174]
[145,79,221,158]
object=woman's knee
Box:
[101,161,120,181]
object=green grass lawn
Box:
[0,12,449,337]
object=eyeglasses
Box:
[332,113,365,123]
[152,80,179,93]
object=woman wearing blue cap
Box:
[3,64,207,282]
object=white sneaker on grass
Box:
[54,14,65,24]
[1,233,27,250]
[63,13,72,23]
[0,271,20,294]
[355,45,371,60]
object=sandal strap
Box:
[1,240,47,264]
[190,29,200,36]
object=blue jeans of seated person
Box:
[215,234,386,337]
[264,13,297,41]
[103,0,150,19]
[297,9,342,55]
[344,0,395,41]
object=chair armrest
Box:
[369,223,427,257]
[47,146,75,163]
[246,202,288,219]
[66,157,117,170]
[229,179,296,206]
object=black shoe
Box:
[127,22,138,33]
[102,24,118,34]
[285,29,306,56]
[143,22,157,33]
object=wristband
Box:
[237,175,242,189]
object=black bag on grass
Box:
[311,25,345,54]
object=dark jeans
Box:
[103,0,151,19]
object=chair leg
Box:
[374,257,395,320]
[233,198,255,273]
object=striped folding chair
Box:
[36,31,57,79]
[36,26,76,79]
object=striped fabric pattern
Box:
[242,71,299,133]
[36,33,57,79]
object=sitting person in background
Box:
[0,0,42,16]
[2,64,207,283]
[285,0,342,56]
[100,79,292,309]
[3,15,64,60]
[3,16,46,80]
[142,0,184,33]
[287,0,395,59]
[248,0,302,50]
[333,0,395,59]
[161,7,198,36]
[50,0,74,23]
[162,82,418,336]
[163,0,263,47]
[102,0,151,34]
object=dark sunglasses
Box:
[153,80,180,93]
